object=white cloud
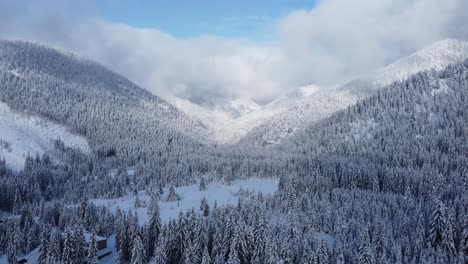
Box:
[276,0,468,87]
[1,0,467,105]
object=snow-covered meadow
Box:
[92,178,278,224]
[0,102,90,170]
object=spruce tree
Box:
[358,225,375,264]
[146,195,161,257]
[61,228,74,264]
[227,234,240,264]
[37,230,50,264]
[318,240,330,264]
[201,245,211,264]
[47,228,62,264]
[73,226,86,264]
[200,197,210,217]
[131,234,147,264]
[427,200,446,249]
[461,213,467,256]
[153,235,168,264]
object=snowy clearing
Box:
[92,178,278,224]
[0,102,90,170]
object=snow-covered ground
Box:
[92,178,278,224]
[0,102,90,170]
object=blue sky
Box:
[95,0,315,41]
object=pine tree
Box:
[358,225,375,264]
[131,234,146,264]
[443,209,456,258]
[427,200,446,249]
[79,197,91,228]
[374,219,385,260]
[317,240,330,264]
[7,227,19,264]
[252,212,267,263]
[61,228,74,264]
[192,219,205,263]
[336,251,345,264]
[134,192,142,208]
[461,213,467,256]
[200,197,210,217]
[37,229,50,264]
[153,235,167,264]
[73,226,86,264]
[166,184,180,201]
[146,195,161,257]
[184,244,195,264]
[199,177,207,191]
[266,239,281,264]
[115,247,124,264]
[227,234,240,264]
[414,211,426,256]
[47,228,62,264]
[201,245,211,264]
[222,214,234,260]
[88,233,99,264]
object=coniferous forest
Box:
[0,40,467,264]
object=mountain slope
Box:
[240,39,468,146]
[0,41,211,172]
[279,59,468,196]
[0,102,90,170]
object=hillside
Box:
[281,59,468,196]
[239,39,468,146]
[0,41,212,176]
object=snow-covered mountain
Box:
[0,40,212,169]
[171,39,468,145]
[340,38,468,95]
[239,39,468,146]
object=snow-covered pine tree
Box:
[199,177,207,191]
[115,247,124,264]
[200,197,210,217]
[153,234,168,264]
[47,228,62,264]
[222,213,234,261]
[252,211,267,263]
[201,244,211,264]
[374,217,385,260]
[462,213,468,255]
[336,251,345,264]
[166,184,180,202]
[146,194,161,258]
[318,240,330,264]
[61,228,74,264]
[443,209,456,258]
[358,225,375,264]
[427,200,446,249]
[227,233,241,264]
[37,229,50,264]
[134,192,142,208]
[73,226,86,263]
[265,239,281,264]
[131,233,147,264]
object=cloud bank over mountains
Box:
[1,0,467,106]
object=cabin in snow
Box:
[15,231,111,263]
